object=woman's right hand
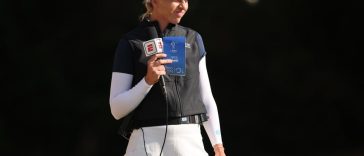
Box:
[145,53,173,85]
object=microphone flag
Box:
[143,38,163,57]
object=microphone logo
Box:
[143,38,163,57]
[146,43,154,52]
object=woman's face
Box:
[152,0,188,24]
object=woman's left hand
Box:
[214,144,226,156]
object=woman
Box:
[109,0,226,155]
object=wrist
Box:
[144,76,157,85]
[213,144,224,152]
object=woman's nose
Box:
[179,0,188,3]
[178,0,188,9]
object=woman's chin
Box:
[170,18,182,24]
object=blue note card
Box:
[163,36,186,76]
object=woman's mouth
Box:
[175,11,185,17]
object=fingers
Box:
[148,53,173,65]
[156,65,166,74]
[145,53,172,85]
[154,59,173,66]
[148,53,166,63]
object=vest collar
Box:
[141,18,177,36]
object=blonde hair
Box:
[140,0,153,21]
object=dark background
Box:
[2,0,363,155]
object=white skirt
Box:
[124,124,209,156]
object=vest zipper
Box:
[175,77,183,117]
[158,26,182,116]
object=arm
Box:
[199,56,226,155]
[109,72,153,120]
[110,41,171,120]
[110,39,152,120]
[109,39,168,120]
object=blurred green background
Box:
[2,0,363,155]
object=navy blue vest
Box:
[113,20,207,130]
